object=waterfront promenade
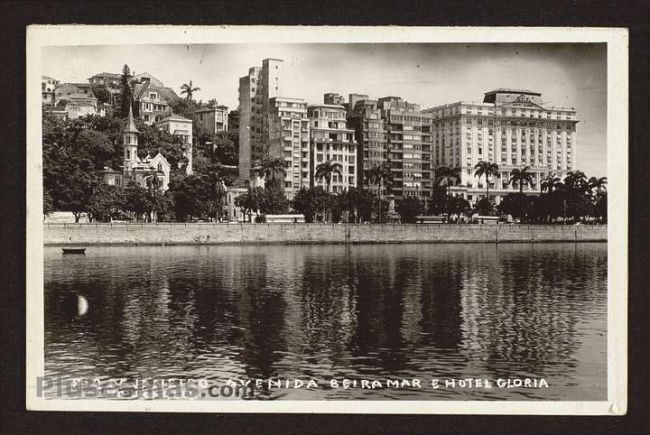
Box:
[44,223,607,245]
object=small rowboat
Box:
[62,248,86,254]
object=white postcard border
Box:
[26,25,628,414]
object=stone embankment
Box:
[44,223,607,245]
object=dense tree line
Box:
[389,165,607,224]
[43,109,234,223]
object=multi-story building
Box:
[87,72,179,121]
[155,114,194,175]
[423,89,578,205]
[348,94,434,200]
[53,82,101,119]
[195,105,229,134]
[87,72,122,106]
[347,96,386,195]
[41,75,59,105]
[268,97,310,199]
[238,58,284,182]
[132,75,179,125]
[348,94,369,115]
[308,101,358,193]
[378,96,434,200]
[88,72,122,87]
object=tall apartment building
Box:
[238,58,284,182]
[347,94,433,200]
[347,97,386,195]
[423,89,578,205]
[268,97,310,200]
[308,102,358,194]
[378,97,434,200]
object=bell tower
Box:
[123,103,140,172]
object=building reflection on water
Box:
[45,243,606,400]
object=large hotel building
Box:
[423,89,578,204]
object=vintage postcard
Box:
[26,26,627,414]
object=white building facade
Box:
[155,114,194,175]
[308,103,358,193]
[268,97,310,200]
[424,89,578,205]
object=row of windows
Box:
[429,106,575,120]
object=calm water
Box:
[44,243,607,400]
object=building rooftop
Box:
[63,82,92,88]
[132,80,179,103]
[134,72,165,88]
[485,88,542,96]
[424,100,576,112]
[156,114,192,123]
[308,103,346,110]
[272,96,305,101]
[90,72,122,79]
[195,105,229,112]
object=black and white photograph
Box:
[25,26,627,414]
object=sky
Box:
[43,43,607,176]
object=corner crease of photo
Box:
[25,25,628,415]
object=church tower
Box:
[123,104,140,173]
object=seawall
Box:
[43,223,607,246]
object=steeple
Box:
[123,103,140,172]
[124,103,140,134]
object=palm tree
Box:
[214,179,227,221]
[315,160,343,192]
[315,160,343,222]
[508,166,535,194]
[541,173,562,194]
[251,157,287,195]
[473,161,500,199]
[180,80,201,101]
[366,162,393,222]
[144,173,163,222]
[434,166,461,196]
[563,170,588,193]
[587,176,607,198]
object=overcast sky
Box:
[43,43,607,176]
